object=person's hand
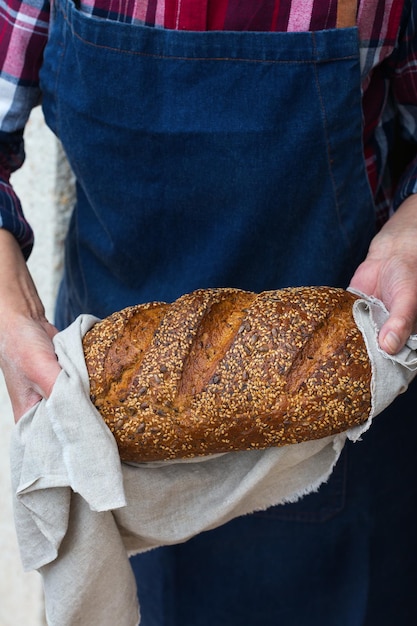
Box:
[349,194,417,355]
[0,230,62,421]
[0,314,61,422]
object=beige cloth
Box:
[10,294,417,626]
[348,288,417,421]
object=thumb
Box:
[378,292,417,354]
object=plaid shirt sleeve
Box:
[0,0,50,257]
[390,0,417,210]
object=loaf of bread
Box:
[82,286,372,462]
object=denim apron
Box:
[40,0,417,624]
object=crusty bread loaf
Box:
[82,287,372,462]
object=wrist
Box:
[0,228,46,322]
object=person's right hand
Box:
[0,229,62,422]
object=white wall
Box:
[0,106,70,626]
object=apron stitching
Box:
[310,31,353,250]
[63,31,358,63]
[61,6,358,63]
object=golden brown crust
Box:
[82,287,372,462]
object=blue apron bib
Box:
[40,1,417,624]
[40,0,375,324]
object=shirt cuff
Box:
[0,177,34,259]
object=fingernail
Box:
[383,331,401,354]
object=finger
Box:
[9,365,61,422]
[30,357,62,399]
[3,351,62,422]
[378,293,417,354]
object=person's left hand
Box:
[349,194,417,355]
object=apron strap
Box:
[336,0,358,28]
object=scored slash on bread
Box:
[82,287,372,462]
